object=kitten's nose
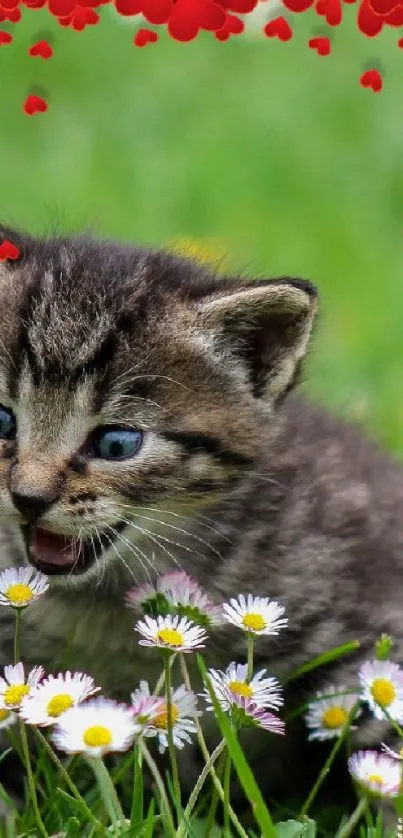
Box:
[11,489,58,523]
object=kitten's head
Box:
[0,226,317,581]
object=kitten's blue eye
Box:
[91,427,143,461]
[0,405,16,441]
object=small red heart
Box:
[360,68,383,92]
[264,15,293,40]
[134,27,158,45]
[29,39,53,58]
[168,0,226,42]
[0,29,12,43]
[0,6,20,19]
[215,12,244,39]
[23,94,48,115]
[308,35,331,53]
[315,0,342,23]
[58,6,99,28]
[398,36,403,45]
[0,240,20,261]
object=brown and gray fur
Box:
[0,224,402,810]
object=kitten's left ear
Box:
[195,277,318,401]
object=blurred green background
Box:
[1,5,403,454]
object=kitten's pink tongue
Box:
[31,528,76,569]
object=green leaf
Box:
[143,798,155,838]
[276,820,316,838]
[188,817,222,837]
[197,654,277,838]
[65,816,82,837]
[130,747,144,826]
[285,641,360,684]
[276,823,305,838]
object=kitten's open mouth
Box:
[21,524,125,576]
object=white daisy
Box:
[359,660,403,721]
[222,594,287,636]
[228,692,285,735]
[0,567,49,608]
[203,663,283,712]
[158,571,223,627]
[305,688,360,741]
[52,697,140,757]
[130,681,166,727]
[0,662,44,710]
[135,614,207,653]
[20,671,101,726]
[144,685,199,753]
[348,750,402,797]
[0,708,17,730]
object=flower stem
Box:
[13,608,21,664]
[180,655,248,838]
[19,720,48,837]
[246,634,254,681]
[223,750,232,836]
[154,652,177,695]
[176,740,226,838]
[139,741,176,837]
[34,728,103,832]
[12,608,47,835]
[337,796,368,837]
[89,757,125,832]
[298,700,361,819]
[164,652,181,819]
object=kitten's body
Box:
[0,227,401,805]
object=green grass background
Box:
[0,6,403,454]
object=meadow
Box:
[1,4,403,836]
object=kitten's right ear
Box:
[195,276,318,402]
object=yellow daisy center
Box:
[0,709,10,721]
[242,613,266,632]
[153,702,179,730]
[229,680,253,699]
[371,678,396,708]
[156,628,184,647]
[321,707,348,729]
[83,725,112,748]
[6,584,33,606]
[46,693,74,717]
[4,684,29,707]
[367,773,384,787]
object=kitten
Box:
[0,225,401,808]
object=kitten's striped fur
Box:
[0,225,402,807]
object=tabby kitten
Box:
[0,225,401,804]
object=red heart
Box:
[308,35,331,53]
[168,0,226,41]
[398,35,403,44]
[360,68,383,91]
[315,0,342,24]
[29,39,53,57]
[115,0,172,22]
[215,11,244,38]
[58,6,99,27]
[0,6,20,19]
[0,28,12,42]
[216,0,257,9]
[23,94,48,114]
[283,0,314,10]
[264,15,293,40]
[0,240,20,261]
[134,27,158,45]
